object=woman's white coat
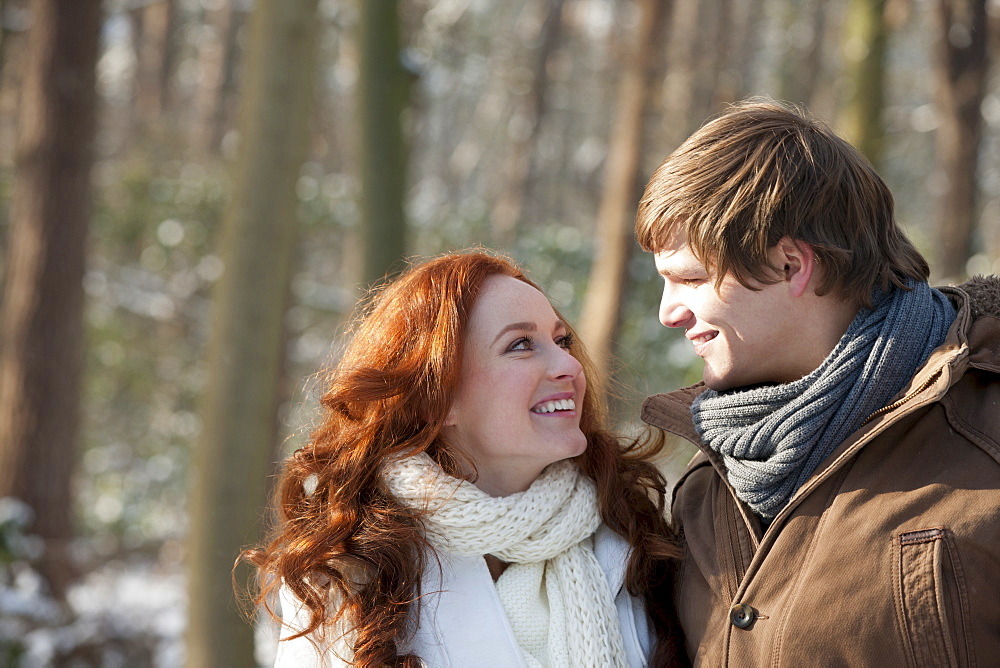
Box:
[274,524,652,667]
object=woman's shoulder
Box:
[594,524,630,594]
[273,582,354,667]
[594,524,654,667]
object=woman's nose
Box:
[550,346,583,380]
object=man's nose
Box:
[659,286,694,329]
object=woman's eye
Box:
[509,336,534,352]
[680,277,706,286]
[557,333,575,349]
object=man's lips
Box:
[688,330,718,354]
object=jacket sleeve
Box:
[274,583,354,667]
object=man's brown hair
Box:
[636,99,929,307]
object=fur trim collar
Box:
[958,275,1000,319]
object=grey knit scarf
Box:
[691,280,956,519]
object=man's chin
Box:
[704,373,781,394]
[702,370,735,392]
[702,370,765,394]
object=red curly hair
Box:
[246,251,685,666]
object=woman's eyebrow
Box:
[492,321,536,345]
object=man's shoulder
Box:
[641,384,704,441]
[669,449,717,517]
[936,275,1000,459]
[939,354,1000,465]
[955,276,1000,371]
[949,274,1000,320]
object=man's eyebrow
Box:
[492,321,536,345]
[657,261,707,278]
[657,266,690,278]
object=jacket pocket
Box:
[893,527,974,668]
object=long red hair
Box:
[246,251,685,666]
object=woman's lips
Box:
[531,392,577,414]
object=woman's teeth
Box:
[532,398,575,414]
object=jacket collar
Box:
[640,383,703,446]
[943,275,1000,374]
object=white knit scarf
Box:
[383,453,628,668]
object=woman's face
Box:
[442,275,587,496]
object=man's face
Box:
[653,241,811,392]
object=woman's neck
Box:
[484,554,509,581]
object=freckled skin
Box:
[442,276,587,497]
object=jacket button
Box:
[730,603,755,629]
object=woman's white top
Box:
[273,524,653,667]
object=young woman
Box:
[246,251,685,667]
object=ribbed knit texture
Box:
[691,280,956,519]
[384,453,628,668]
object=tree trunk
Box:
[684,0,720,124]
[705,0,735,109]
[933,0,988,280]
[358,0,409,286]
[0,0,30,168]
[191,0,243,155]
[777,0,829,107]
[658,0,704,147]
[215,6,245,153]
[185,0,320,664]
[579,0,670,383]
[703,0,762,109]
[0,0,101,602]
[0,0,28,84]
[837,0,889,167]
[131,0,177,131]
[490,0,566,248]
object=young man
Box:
[637,99,1000,665]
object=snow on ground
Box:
[3,559,186,667]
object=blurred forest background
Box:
[0,0,997,665]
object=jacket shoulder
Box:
[669,450,715,516]
[956,275,1000,319]
[641,384,705,443]
[938,275,1000,463]
[940,363,1000,464]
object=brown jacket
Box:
[642,277,1000,666]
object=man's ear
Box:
[771,236,816,298]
